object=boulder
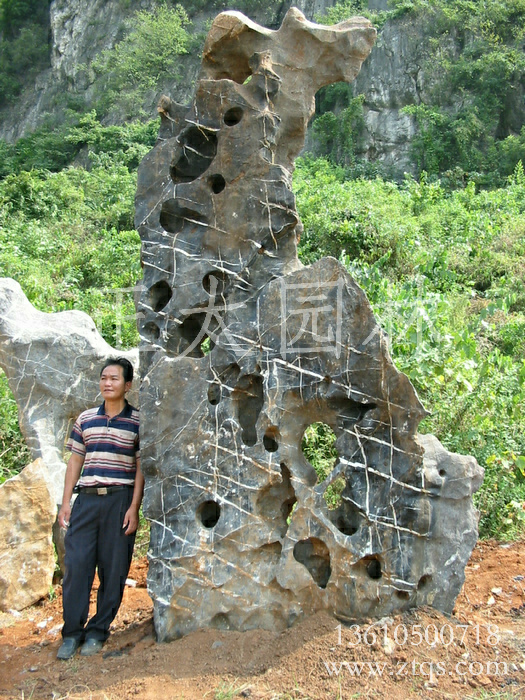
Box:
[0,459,56,611]
[135,8,483,641]
[0,277,138,504]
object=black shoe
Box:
[80,638,104,656]
[57,637,80,660]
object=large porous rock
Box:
[135,8,482,642]
[0,459,56,611]
[0,277,138,504]
[415,433,484,610]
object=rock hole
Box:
[439,469,446,477]
[210,612,231,630]
[255,463,296,537]
[159,198,208,234]
[180,312,206,348]
[233,373,264,447]
[293,537,331,589]
[208,381,221,405]
[171,126,218,183]
[167,312,214,358]
[396,590,410,600]
[224,107,243,126]
[418,574,432,589]
[365,558,382,580]
[209,173,226,193]
[327,397,377,431]
[197,499,221,528]
[263,426,279,452]
[301,422,338,483]
[258,541,283,563]
[148,280,172,312]
[203,270,228,296]
[329,498,361,537]
[280,464,297,522]
[333,512,359,536]
[140,321,160,341]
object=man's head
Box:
[100,357,134,383]
[99,358,134,403]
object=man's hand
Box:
[58,452,84,529]
[58,503,71,529]
[123,504,140,535]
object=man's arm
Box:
[57,452,85,529]
[122,457,145,535]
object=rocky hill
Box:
[0,0,523,180]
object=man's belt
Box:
[74,485,132,495]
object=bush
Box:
[0,371,30,483]
[0,0,50,107]
[293,156,525,538]
[92,3,190,119]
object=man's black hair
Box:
[100,357,134,383]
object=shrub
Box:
[92,3,190,119]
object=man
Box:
[57,357,143,660]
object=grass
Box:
[209,680,251,699]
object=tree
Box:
[93,3,190,119]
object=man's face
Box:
[100,365,131,401]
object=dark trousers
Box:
[62,488,136,642]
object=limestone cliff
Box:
[0,0,501,178]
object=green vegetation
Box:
[0,118,149,480]
[295,156,525,539]
[0,2,524,541]
[302,422,345,510]
[312,0,525,184]
[92,3,191,119]
[0,0,51,107]
[0,370,30,483]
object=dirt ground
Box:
[0,541,524,700]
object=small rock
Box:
[212,641,224,649]
[377,616,394,626]
[382,637,396,655]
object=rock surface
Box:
[135,9,483,642]
[0,459,56,611]
[0,0,502,180]
[0,277,138,503]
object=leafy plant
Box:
[0,0,50,106]
[293,156,525,538]
[302,422,344,509]
[0,371,30,482]
[92,3,190,119]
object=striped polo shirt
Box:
[67,400,140,487]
